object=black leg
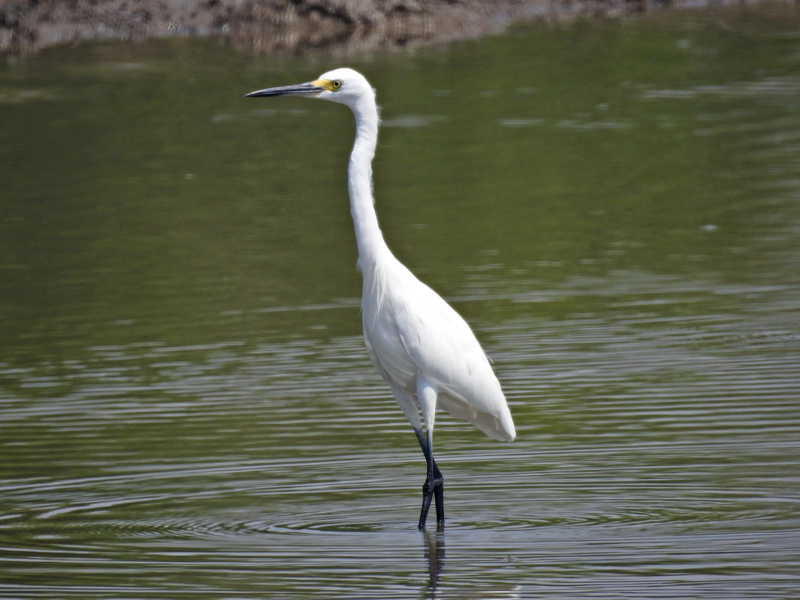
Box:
[415,429,445,530]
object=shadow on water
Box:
[0,4,799,599]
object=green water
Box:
[1,5,799,598]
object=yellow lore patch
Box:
[313,79,341,92]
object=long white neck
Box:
[347,95,388,268]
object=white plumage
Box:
[247,68,515,529]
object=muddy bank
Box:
[0,0,775,56]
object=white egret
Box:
[246,68,515,530]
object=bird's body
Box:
[361,253,514,442]
[247,68,515,529]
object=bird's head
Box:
[245,67,374,109]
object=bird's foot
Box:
[418,474,445,531]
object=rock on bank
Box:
[0,0,771,55]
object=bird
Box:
[246,68,515,530]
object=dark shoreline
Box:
[0,0,780,56]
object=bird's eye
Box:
[332,80,343,90]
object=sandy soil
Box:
[0,0,774,56]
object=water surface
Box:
[1,6,799,598]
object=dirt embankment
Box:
[0,0,768,56]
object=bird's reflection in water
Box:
[422,529,445,597]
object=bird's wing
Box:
[388,268,515,441]
[362,290,417,391]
